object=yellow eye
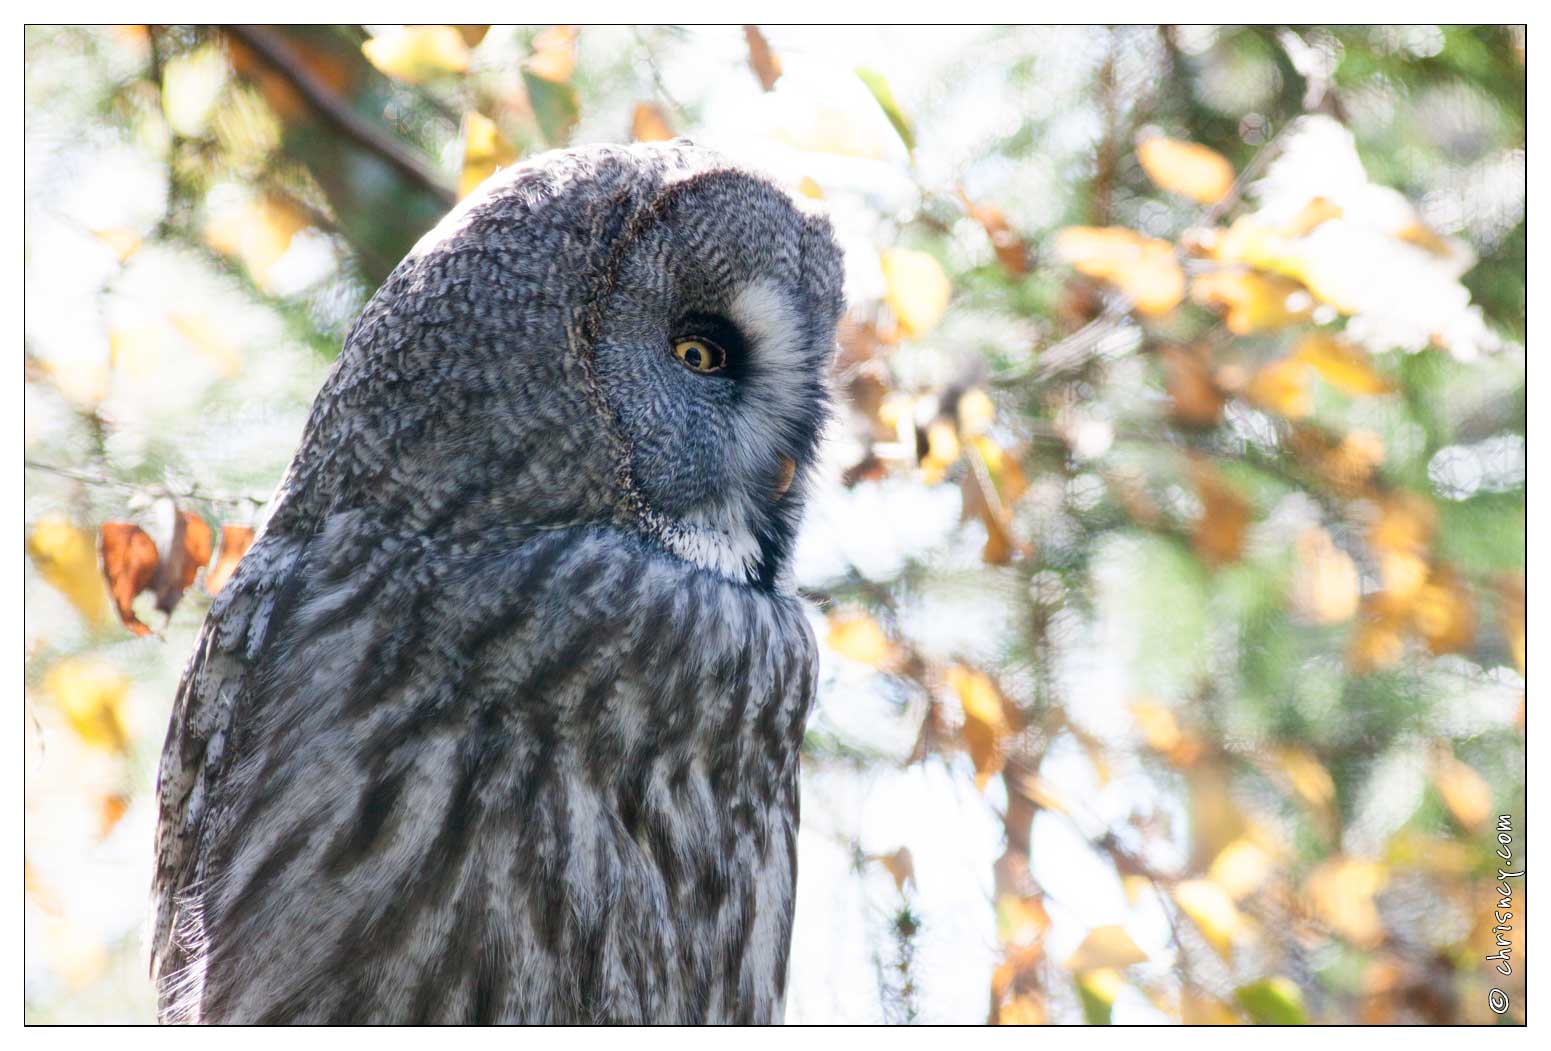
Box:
[672,338,727,375]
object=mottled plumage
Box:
[151,141,845,1024]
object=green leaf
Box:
[1234,978,1308,1025]
[855,66,914,152]
[523,70,579,146]
[1076,979,1113,1025]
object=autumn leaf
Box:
[961,446,1029,565]
[1137,136,1235,204]
[523,27,580,145]
[1159,345,1226,427]
[1411,564,1475,655]
[1291,528,1359,625]
[1064,925,1147,973]
[1368,491,1436,610]
[880,249,951,339]
[1181,991,1242,1025]
[995,995,1047,1025]
[1431,749,1493,832]
[960,194,1029,277]
[453,25,490,48]
[1075,969,1124,1025]
[1173,879,1249,960]
[29,514,109,628]
[1209,838,1275,900]
[459,112,519,199]
[1130,698,1203,766]
[204,192,310,291]
[1304,857,1387,948]
[631,101,674,143]
[1293,335,1393,395]
[99,522,160,636]
[826,610,896,669]
[206,524,256,596]
[1054,226,1185,316]
[1190,269,1312,333]
[742,25,782,90]
[1247,355,1313,418]
[948,664,1012,790]
[43,659,129,753]
[362,26,470,83]
[99,794,130,840]
[871,847,916,892]
[1189,458,1251,566]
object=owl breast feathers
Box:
[150,141,845,1024]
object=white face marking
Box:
[658,279,813,589]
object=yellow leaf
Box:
[1293,335,1393,395]
[1064,925,1147,972]
[1173,879,1248,959]
[459,112,520,199]
[1246,356,1313,418]
[1348,611,1407,674]
[1270,746,1336,813]
[1054,226,1185,316]
[1411,565,1475,655]
[1292,527,1359,625]
[1190,270,1312,334]
[1305,857,1387,948]
[880,249,950,339]
[796,176,824,200]
[160,44,228,137]
[825,611,895,669]
[956,388,996,436]
[42,659,129,753]
[1130,699,1202,766]
[204,193,309,290]
[362,26,470,83]
[948,664,1011,790]
[1137,137,1235,205]
[630,101,674,143]
[1209,838,1275,900]
[28,515,109,628]
[1432,750,1493,832]
[170,312,243,378]
[1368,492,1435,610]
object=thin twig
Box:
[223,25,456,206]
[25,460,270,508]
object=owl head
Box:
[271,141,845,592]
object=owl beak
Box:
[773,456,797,501]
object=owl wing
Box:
[149,529,302,1005]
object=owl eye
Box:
[671,337,727,375]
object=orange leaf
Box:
[742,25,782,90]
[1294,335,1393,396]
[1247,356,1314,418]
[99,522,159,636]
[1159,345,1226,427]
[631,101,674,142]
[960,193,1029,276]
[1055,226,1185,316]
[1190,270,1312,334]
[1137,137,1235,204]
[826,610,896,669]
[1411,565,1474,655]
[948,664,1012,790]
[206,524,256,596]
[1189,459,1250,566]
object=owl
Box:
[150,141,846,1024]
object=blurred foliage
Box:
[24,25,1524,1024]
